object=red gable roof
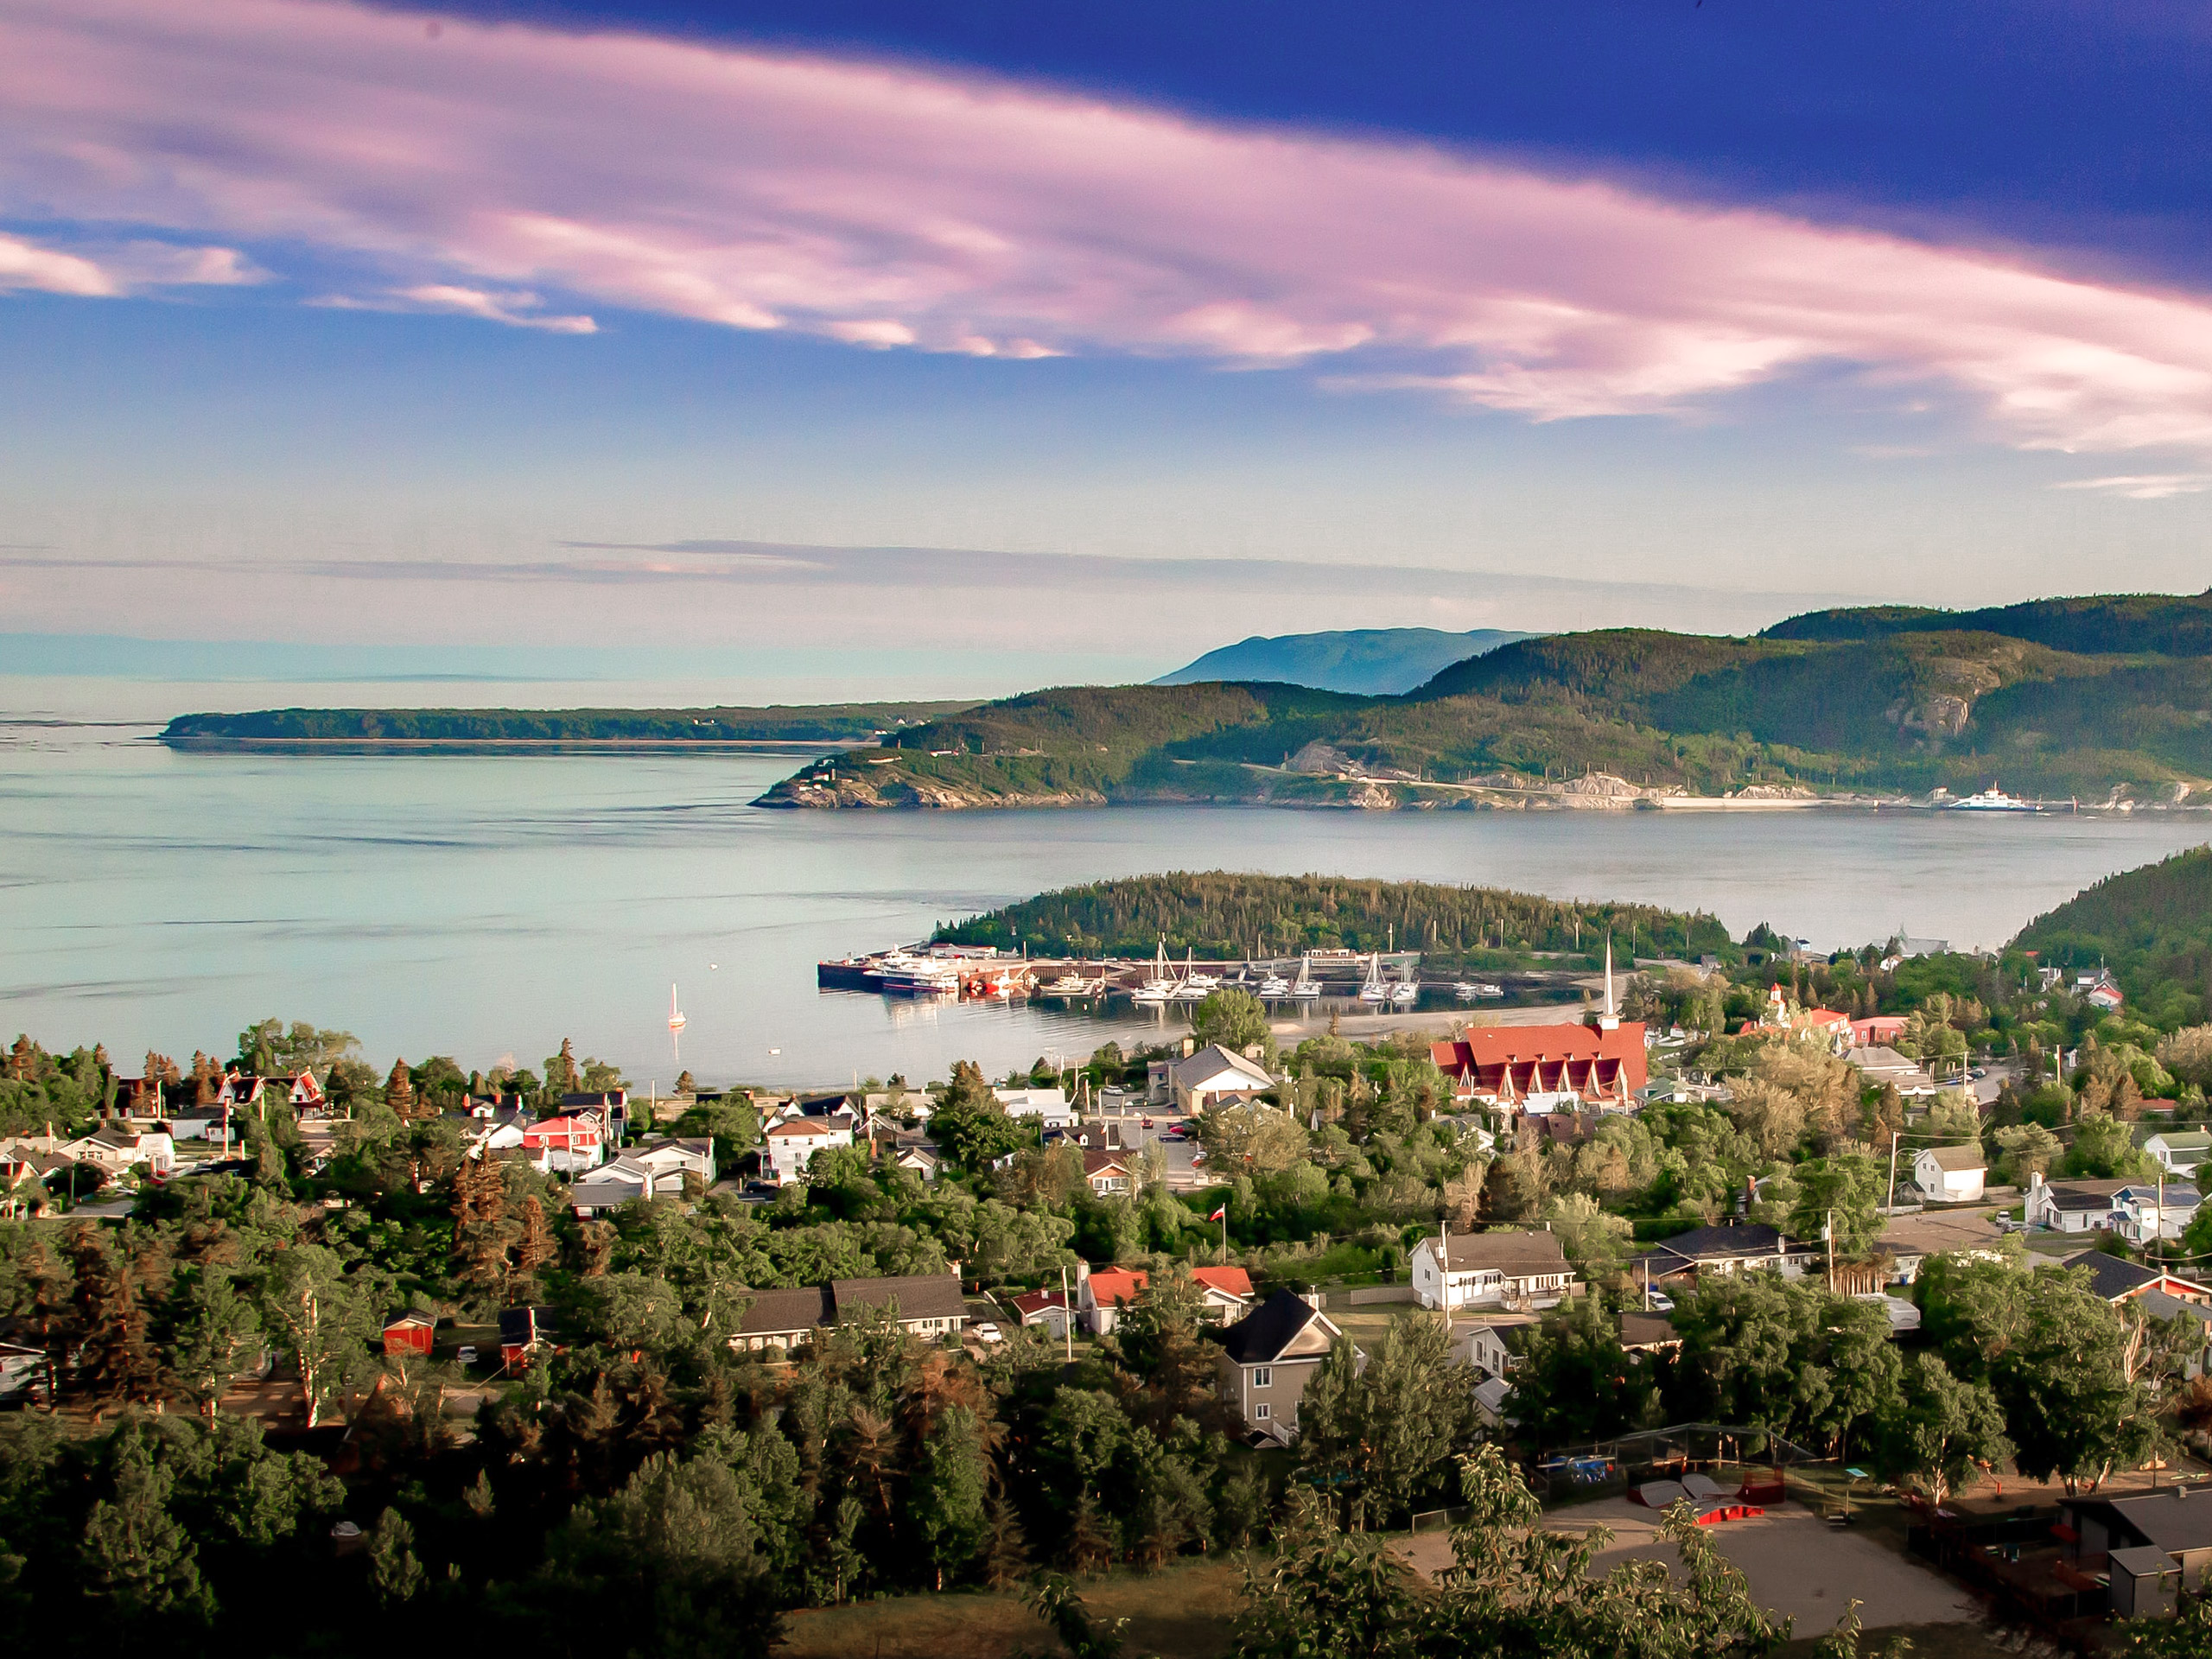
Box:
[1430,1022,1646,1103]
[1191,1265,1253,1300]
[1086,1268,1148,1307]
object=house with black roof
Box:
[730,1272,969,1355]
[1211,1288,1354,1445]
[2061,1488,2212,1617]
[1626,1222,1821,1289]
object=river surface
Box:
[4,677,2209,1090]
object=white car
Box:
[455,1344,479,1365]
[973,1322,1002,1344]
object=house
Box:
[1849,1015,1910,1047]
[1410,1229,1575,1313]
[1757,986,1852,1046]
[1213,1288,1353,1444]
[993,1087,1077,1129]
[2060,1489,2212,1617]
[2146,1131,2212,1178]
[2075,970,2126,1013]
[630,1135,716,1187]
[569,1137,717,1214]
[1471,1376,1516,1427]
[2137,1290,2212,1379]
[60,1124,174,1178]
[1911,1143,1988,1204]
[381,1312,436,1357]
[892,1142,944,1181]
[499,1306,556,1370]
[2053,1249,2212,1306]
[563,1089,631,1139]
[1846,1046,1943,1099]
[1077,1264,1148,1334]
[1082,1150,1135,1197]
[220,1071,325,1110]
[1009,1287,1073,1341]
[1430,1024,1647,1116]
[730,1273,969,1355]
[1451,1313,1537,1378]
[1190,1265,1255,1320]
[2025,1173,2202,1242]
[1166,1045,1276,1113]
[520,1114,606,1174]
[1874,1206,2012,1285]
[1628,1223,1821,1287]
[763,1115,854,1184]
[1618,1310,1682,1355]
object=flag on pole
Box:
[1208,1203,1227,1221]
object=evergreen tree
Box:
[907,1407,990,1590]
[367,1507,424,1605]
[383,1058,416,1123]
[79,1434,211,1625]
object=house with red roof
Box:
[1430,1023,1645,1116]
[520,1114,606,1174]
[1008,1286,1072,1340]
[1191,1264,1255,1320]
[1077,1263,1149,1334]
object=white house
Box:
[1166,1045,1275,1113]
[629,1135,716,1187]
[2145,1131,2212,1178]
[2026,1173,2202,1242]
[1451,1313,1537,1378]
[60,1124,174,1178]
[520,1114,605,1175]
[1410,1229,1575,1313]
[993,1087,1077,1129]
[763,1116,853,1184]
[1912,1143,1988,1203]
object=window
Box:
[1249,1367,1272,1389]
[1252,1403,1271,1421]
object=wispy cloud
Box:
[0,228,260,296]
[2051,473,2212,499]
[315,283,595,332]
[9,0,2212,454]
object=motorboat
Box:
[1257,974,1293,997]
[1473,982,1503,998]
[872,953,961,995]
[1043,972,1093,995]
[1182,951,1220,992]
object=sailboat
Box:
[1359,953,1389,1002]
[668,983,687,1060]
[1132,941,1176,1003]
[1389,966,1420,1004]
[1172,949,1211,1001]
[1292,954,1321,998]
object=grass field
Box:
[779,1556,1246,1659]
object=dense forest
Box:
[2013,846,2212,1030]
[158,700,975,747]
[933,872,1739,969]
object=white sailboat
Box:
[668,983,687,1059]
[1132,940,1176,1003]
[1172,949,1211,1001]
[1389,967,1420,1005]
[1292,954,1321,998]
[1359,953,1389,1002]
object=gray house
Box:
[2061,1489,2212,1617]
[1213,1288,1354,1445]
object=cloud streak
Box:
[8,0,2212,454]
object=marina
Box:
[816,942,1440,1007]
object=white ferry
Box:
[1946,785,2037,813]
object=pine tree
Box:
[982,1495,1031,1589]
[71,1228,160,1414]
[189,1051,219,1108]
[1065,1490,1115,1575]
[8,1033,36,1083]
[384,1058,416,1122]
[366,1508,424,1605]
[79,1433,210,1624]
[512,1195,556,1281]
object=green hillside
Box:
[1764,588,2212,655]
[2012,845,2212,1028]
[933,870,1738,967]
[159,701,976,747]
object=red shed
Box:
[382,1312,435,1357]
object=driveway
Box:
[1397,1499,1977,1636]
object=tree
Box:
[907,1407,990,1590]
[1540,1192,1632,1279]
[382,1058,416,1123]
[513,1194,556,1286]
[1789,1154,1885,1256]
[165,1266,263,1418]
[2069,1109,2152,1180]
[1194,988,1274,1060]
[257,1244,374,1428]
[72,1227,162,1413]
[79,1432,212,1625]
[1513,1294,1656,1448]
[1296,1319,1478,1526]
[1872,1353,2011,1506]
[367,1507,424,1605]
[1994,1122,2063,1187]
[929,1063,1033,1170]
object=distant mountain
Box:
[1154,627,1533,696]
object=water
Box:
[3,680,2208,1089]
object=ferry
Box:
[870,953,960,995]
[1945,785,2037,812]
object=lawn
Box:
[779,1556,1246,1659]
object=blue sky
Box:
[4,1,2210,688]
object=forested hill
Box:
[761,588,2212,809]
[159,701,976,747]
[2012,845,2212,1027]
[1154,626,1533,695]
[933,871,1739,967]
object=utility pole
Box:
[1826,1209,1835,1294]
[1885,1129,1901,1215]
[1059,1264,1073,1363]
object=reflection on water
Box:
[3,702,2208,1088]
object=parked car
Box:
[455,1344,478,1365]
[973,1322,1002,1344]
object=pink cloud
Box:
[6,0,2212,454]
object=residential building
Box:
[1846,1046,1943,1099]
[563,1089,631,1139]
[60,1123,174,1178]
[1409,1229,1575,1313]
[381,1312,435,1357]
[1082,1150,1135,1197]
[993,1087,1077,1129]
[763,1115,854,1184]
[1009,1287,1073,1341]
[629,1135,716,1187]
[1849,1015,1910,1047]
[499,1306,556,1370]
[1450,1313,1536,1378]
[1190,1265,1255,1320]
[1618,1310,1682,1355]
[1213,1288,1352,1444]
[1627,1222,1821,1287]
[0,1341,44,1400]
[1429,1024,1646,1116]
[730,1273,969,1355]
[892,1141,944,1181]
[1077,1264,1148,1334]
[1873,1206,2011,1285]
[1911,1143,1988,1204]
[1166,1045,1276,1113]
[2025,1173,2201,1242]
[2146,1131,2212,1178]
[520,1114,606,1175]
[2060,1489,2212,1617]
[2054,1249,2212,1306]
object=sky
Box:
[6,0,2212,690]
